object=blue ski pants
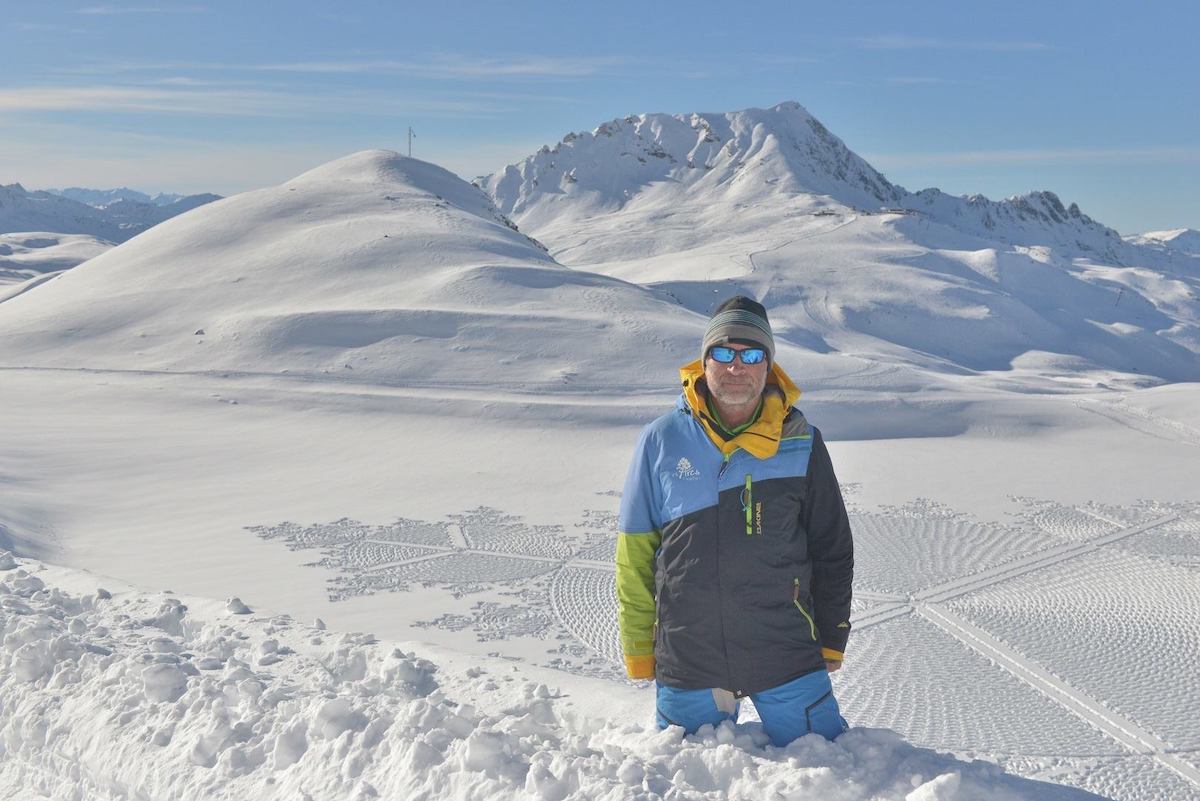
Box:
[655,669,847,746]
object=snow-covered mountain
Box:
[1127,228,1200,256]
[483,102,1200,386]
[48,186,188,207]
[0,151,703,389]
[483,102,1143,262]
[0,182,220,243]
[484,101,901,229]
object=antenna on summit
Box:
[407,127,416,158]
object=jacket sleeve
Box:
[616,426,662,680]
[804,427,854,659]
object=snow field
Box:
[1,555,1082,801]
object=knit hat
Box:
[701,295,775,364]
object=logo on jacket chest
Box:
[674,457,701,480]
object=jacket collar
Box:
[677,359,801,459]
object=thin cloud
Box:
[885,76,952,85]
[754,55,820,66]
[256,55,622,79]
[0,86,303,117]
[76,5,206,14]
[0,84,524,120]
[854,35,1049,52]
[865,146,1200,168]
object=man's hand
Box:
[825,660,842,673]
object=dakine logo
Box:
[675,457,701,480]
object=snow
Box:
[0,232,113,287]
[1,556,1106,800]
[1126,228,1200,256]
[1,107,1198,800]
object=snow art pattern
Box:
[247,495,1200,799]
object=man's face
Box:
[704,343,769,408]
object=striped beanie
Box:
[701,295,775,364]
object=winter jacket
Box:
[616,359,853,695]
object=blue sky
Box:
[2,1,1196,234]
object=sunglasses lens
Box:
[709,347,736,363]
[741,348,765,365]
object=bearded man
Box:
[616,295,854,745]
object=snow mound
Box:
[0,557,1102,800]
[0,150,701,390]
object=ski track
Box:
[916,603,1200,790]
[1075,398,1200,447]
[849,510,1200,793]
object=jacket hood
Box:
[677,359,802,459]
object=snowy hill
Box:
[0,182,220,243]
[483,102,1200,387]
[1127,227,1200,256]
[0,151,703,389]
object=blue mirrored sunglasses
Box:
[708,346,766,365]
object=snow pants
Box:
[655,669,847,747]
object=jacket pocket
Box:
[793,578,817,641]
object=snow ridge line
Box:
[916,602,1200,790]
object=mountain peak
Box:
[483,102,902,226]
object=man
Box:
[616,295,853,746]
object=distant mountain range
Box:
[0,183,221,244]
[47,186,190,208]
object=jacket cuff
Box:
[821,647,844,662]
[624,653,656,679]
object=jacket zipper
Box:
[793,578,817,641]
[744,474,753,535]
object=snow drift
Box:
[1,554,1103,800]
